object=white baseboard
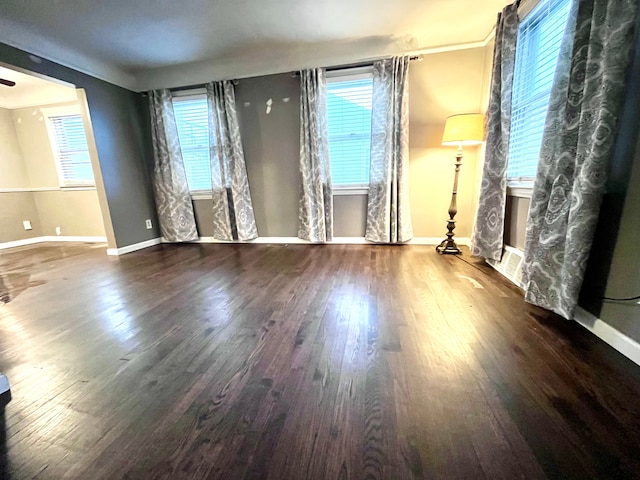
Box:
[0,235,107,250]
[0,237,45,250]
[332,237,367,244]
[190,236,307,244]
[482,248,638,366]
[172,236,353,245]
[574,307,640,367]
[168,236,471,246]
[107,237,161,256]
[41,236,107,243]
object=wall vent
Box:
[486,245,524,287]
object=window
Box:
[172,94,212,192]
[508,0,571,182]
[45,107,94,187]
[326,70,373,191]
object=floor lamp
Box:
[436,113,484,255]
[0,374,10,408]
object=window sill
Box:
[191,188,370,200]
[191,192,213,200]
[507,182,533,199]
[60,185,96,190]
[0,186,96,193]
[332,187,369,196]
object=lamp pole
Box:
[438,113,484,254]
[436,144,463,254]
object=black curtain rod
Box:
[312,54,423,74]
[146,54,423,92]
[328,55,422,70]
[167,79,240,93]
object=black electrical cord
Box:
[602,295,640,302]
[453,253,496,277]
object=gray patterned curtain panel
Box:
[522,0,638,319]
[149,89,199,243]
[298,68,333,243]
[206,81,258,241]
[365,56,413,244]
[471,3,520,261]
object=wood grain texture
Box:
[1,242,640,479]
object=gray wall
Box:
[598,136,640,342]
[191,47,489,240]
[235,73,301,237]
[193,72,369,238]
[504,196,529,251]
[333,195,367,237]
[0,43,488,245]
[0,42,159,249]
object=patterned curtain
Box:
[522,0,638,319]
[471,2,520,260]
[365,56,413,243]
[298,68,333,243]
[206,81,258,241]
[149,89,198,242]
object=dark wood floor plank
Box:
[2,242,640,479]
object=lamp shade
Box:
[442,113,485,146]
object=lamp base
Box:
[436,238,461,255]
[0,374,10,409]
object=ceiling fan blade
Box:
[0,78,16,87]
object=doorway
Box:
[0,65,110,248]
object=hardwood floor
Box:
[1,242,639,479]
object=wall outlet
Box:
[23,220,32,230]
[145,219,153,229]
[55,227,62,236]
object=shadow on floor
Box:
[0,407,9,479]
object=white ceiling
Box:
[0,0,509,91]
[0,65,78,109]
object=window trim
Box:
[172,88,207,98]
[326,68,374,192]
[506,0,570,196]
[518,0,545,19]
[42,105,95,188]
[171,91,212,196]
[333,186,369,196]
[326,66,373,81]
[507,182,534,198]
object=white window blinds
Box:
[326,75,373,188]
[49,114,94,186]
[172,96,212,192]
[508,0,571,181]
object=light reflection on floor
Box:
[94,282,139,346]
